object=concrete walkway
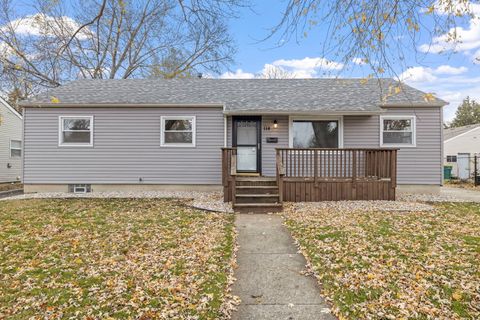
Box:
[232,214,335,320]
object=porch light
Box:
[273,120,278,129]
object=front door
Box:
[233,116,261,174]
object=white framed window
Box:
[289,116,344,148]
[59,116,93,147]
[380,115,416,147]
[160,116,196,147]
[10,140,22,158]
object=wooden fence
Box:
[276,148,398,201]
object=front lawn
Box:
[0,198,235,319]
[284,202,480,319]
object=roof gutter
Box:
[223,110,386,116]
[380,102,448,107]
[18,102,225,108]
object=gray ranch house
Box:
[0,97,23,183]
[20,79,446,212]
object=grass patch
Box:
[0,198,234,319]
[283,202,480,319]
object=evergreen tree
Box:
[450,97,480,128]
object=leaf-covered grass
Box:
[283,202,480,319]
[0,198,235,319]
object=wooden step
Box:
[235,194,280,204]
[233,203,283,213]
[236,179,277,187]
[235,186,279,194]
[236,177,276,181]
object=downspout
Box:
[223,115,227,147]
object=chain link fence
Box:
[444,154,480,186]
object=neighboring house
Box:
[444,124,480,180]
[0,97,23,183]
[19,78,446,204]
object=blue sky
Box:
[6,0,480,122]
[225,1,480,122]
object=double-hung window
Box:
[161,116,196,147]
[59,116,93,146]
[10,140,22,158]
[380,116,416,147]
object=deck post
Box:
[276,149,284,203]
[231,150,237,205]
[314,150,318,187]
[221,148,228,202]
[390,150,397,198]
[352,150,357,199]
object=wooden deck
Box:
[222,147,398,207]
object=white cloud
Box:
[219,69,255,79]
[398,64,468,82]
[398,66,438,82]
[399,64,480,122]
[219,56,344,79]
[435,65,468,75]
[352,57,367,65]
[0,13,91,40]
[272,57,344,77]
[419,3,480,61]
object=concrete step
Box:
[235,194,280,204]
[233,203,283,213]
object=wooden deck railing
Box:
[276,148,398,201]
[221,148,237,202]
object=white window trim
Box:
[73,184,88,194]
[288,115,344,148]
[380,115,416,148]
[160,116,196,147]
[9,139,22,158]
[58,116,94,147]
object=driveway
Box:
[439,186,480,201]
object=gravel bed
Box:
[2,191,233,213]
[398,192,480,203]
[289,200,435,212]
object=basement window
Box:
[69,184,91,193]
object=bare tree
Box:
[256,65,295,79]
[269,0,479,77]
[0,0,244,99]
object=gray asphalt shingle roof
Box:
[444,124,480,140]
[21,78,447,113]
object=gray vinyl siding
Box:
[25,107,442,186]
[226,110,442,185]
[0,103,22,182]
[24,107,224,184]
[261,115,289,176]
[344,107,443,185]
